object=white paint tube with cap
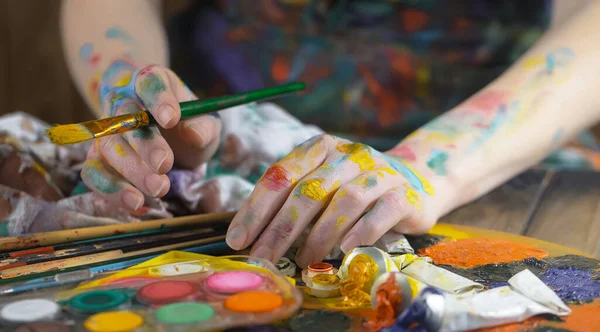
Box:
[372,232,415,255]
[383,269,571,332]
[399,257,484,296]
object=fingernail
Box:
[157,104,176,127]
[149,149,167,172]
[226,225,247,250]
[122,191,143,210]
[341,234,359,253]
[145,174,167,197]
[252,246,273,262]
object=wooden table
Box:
[441,169,600,258]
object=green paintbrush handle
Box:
[147,82,306,124]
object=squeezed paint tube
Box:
[339,246,399,282]
[399,257,484,295]
[373,232,415,255]
[383,269,571,332]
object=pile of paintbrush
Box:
[0,211,235,288]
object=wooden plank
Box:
[0,0,10,116]
[525,170,600,257]
[440,170,548,235]
[4,0,91,125]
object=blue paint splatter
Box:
[79,43,93,61]
[105,26,134,44]
[541,267,600,303]
[375,151,430,195]
[467,104,508,153]
[426,149,448,175]
[552,128,564,147]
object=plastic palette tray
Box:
[0,252,302,331]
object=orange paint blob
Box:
[560,304,600,331]
[262,165,291,192]
[365,274,403,331]
[420,238,549,268]
[271,55,290,83]
[224,291,283,313]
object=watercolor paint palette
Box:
[0,253,302,331]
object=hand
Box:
[226,134,438,268]
[81,65,221,211]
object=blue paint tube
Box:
[383,270,571,332]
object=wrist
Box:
[383,148,463,221]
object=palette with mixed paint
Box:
[0,252,302,331]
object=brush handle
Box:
[147,82,306,124]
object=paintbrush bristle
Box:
[46,124,95,145]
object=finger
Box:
[226,134,332,251]
[95,135,170,198]
[339,187,428,252]
[113,101,174,174]
[161,115,222,169]
[134,65,181,128]
[249,150,374,263]
[81,144,144,210]
[295,170,404,268]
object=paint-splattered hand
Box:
[81,65,221,211]
[225,134,437,268]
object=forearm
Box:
[60,0,168,116]
[388,1,600,218]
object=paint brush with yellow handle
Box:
[47,82,306,145]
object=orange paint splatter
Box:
[420,238,549,268]
[262,164,290,191]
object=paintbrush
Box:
[0,233,226,279]
[0,227,219,270]
[0,211,236,252]
[46,82,306,145]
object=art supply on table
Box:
[46,82,306,145]
[0,211,235,252]
[0,233,226,280]
[0,227,218,270]
[386,270,571,332]
[0,252,302,331]
[275,257,296,278]
[0,242,231,289]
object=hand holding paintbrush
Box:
[47,82,306,145]
[46,66,304,212]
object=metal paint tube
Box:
[370,272,413,313]
[384,269,571,332]
[400,258,484,295]
[373,232,415,255]
[338,246,399,283]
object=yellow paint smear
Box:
[298,178,329,201]
[428,224,472,240]
[336,215,349,228]
[114,143,127,157]
[405,187,422,210]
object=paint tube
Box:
[383,269,571,332]
[370,272,413,312]
[338,246,399,282]
[373,232,415,255]
[399,258,484,295]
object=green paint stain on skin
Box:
[138,74,167,108]
[426,149,448,176]
[132,127,155,140]
[84,163,123,194]
[244,213,256,225]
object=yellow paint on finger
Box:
[288,206,299,222]
[336,189,347,198]
[336,216,349,228]
[296,178,329,201]
[336,142,376,171]
[331,180,342,190]
[114,143,128,157]
[405,187,422,210]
